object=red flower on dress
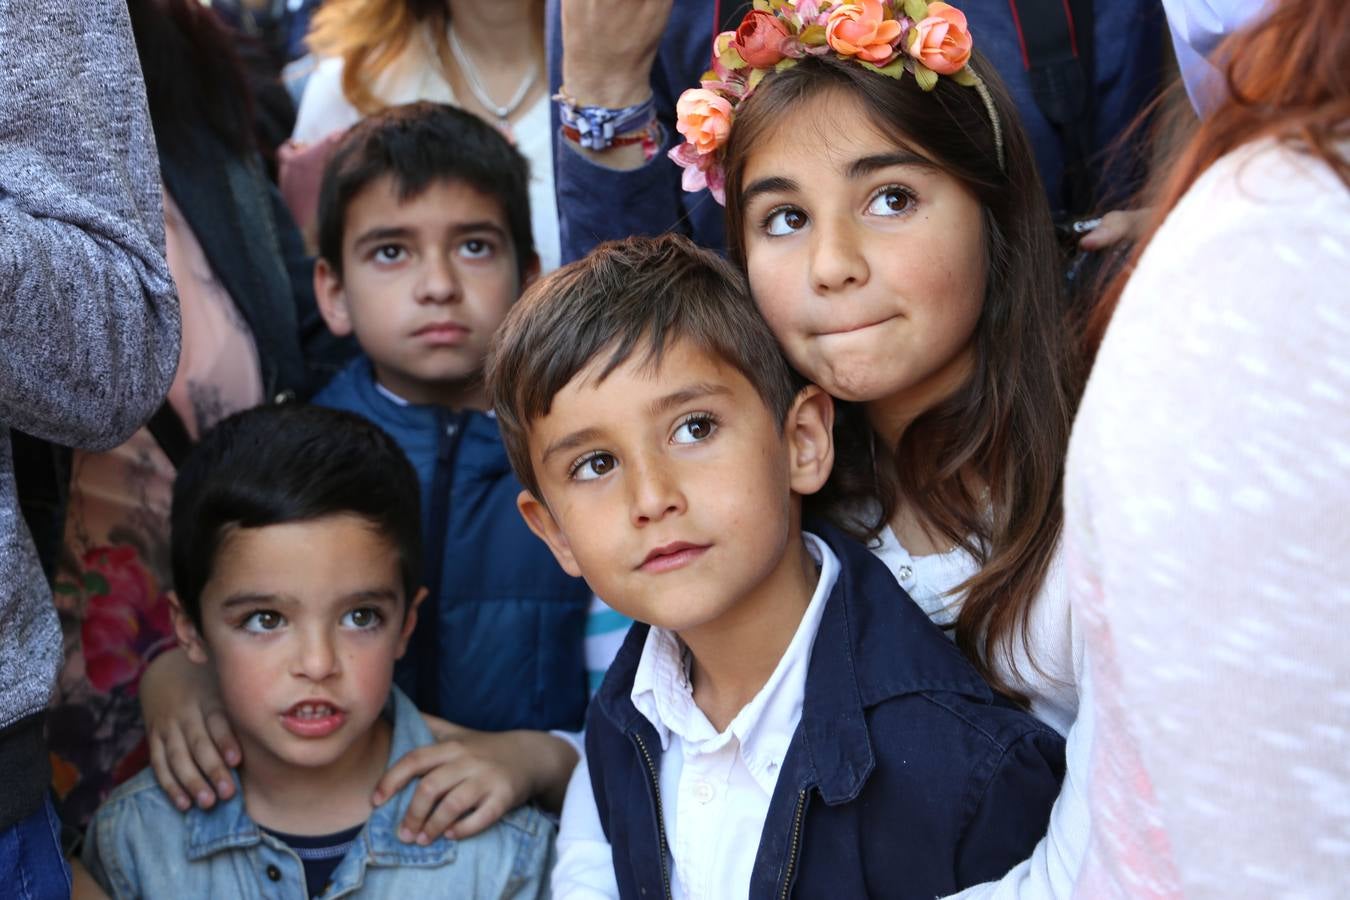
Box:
[78,546,175,693]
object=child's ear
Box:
[394,587,426,659]
[167,591,210,665]
[314,257,354,337]
[516,489,583,578]
[786,385,835,497]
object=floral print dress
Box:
[49,191,264,832]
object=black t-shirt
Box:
[263,823,364,898]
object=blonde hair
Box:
[306,0,545,116]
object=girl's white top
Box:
[1063,138,1350,897]
[292,30,561,272]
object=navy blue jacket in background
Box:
[584,522,1065,899]
[314,357,592,732]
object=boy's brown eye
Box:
[571,452,617,482]
[243,610,284,633]
[673,414,718,445]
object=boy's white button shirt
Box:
[553,533,840,900]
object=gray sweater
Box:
[0,0,179,824]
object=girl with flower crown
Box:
[559,1,1090,897]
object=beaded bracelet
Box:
[554,89,657,152]
[561,120,663,161]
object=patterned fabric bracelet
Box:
[561,119,663,161]
[554,90,657,152]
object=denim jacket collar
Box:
[183,686,459,880]
[594,521,994,806]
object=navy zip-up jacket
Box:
[584,522,1065,899]
[315,357,592,732]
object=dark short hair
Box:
[316,101,535,278]
[487,234,801,497]
[171,404,423,627]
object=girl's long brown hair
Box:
[1086,0,1350,352]
[723,54,1082,701]
[306,0,545,116]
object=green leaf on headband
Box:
[913,61,938,91]
[859,58,907,79]
[701,68,718,82]
[754,0,772,10]
[903,0,930,20]
[775,57,799,72]
[799,24,827,45]
[83,571,110,596]
[719,46,748,69]
[749,67,770,90]
[951,66,978,86]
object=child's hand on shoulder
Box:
[374,719,580,842]
[141,646,242,811]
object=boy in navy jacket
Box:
[488,234,1066,899]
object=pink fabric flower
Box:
[907,2,973,75]
[668,142,727,205]
[733,10,791,67]
[675,88,734,157]
[826,0,903,64]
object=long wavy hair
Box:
[1085,0,1350,353]
[306,0,545,116]
[722,54,1082,701]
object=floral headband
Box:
[671,0,1004,204]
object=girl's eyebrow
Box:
[740,175,798,206]
[847,151,936,179]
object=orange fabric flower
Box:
[675,88,734,156]
[907,2,973,75]
[826,0,903,65]
[734,10,791,67]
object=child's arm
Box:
[552,750,620,898]
[139,647,241,810]
[374,723,579,841]
[70,858,111,900]
[943,667,1095,900]
[954,728,1067,889]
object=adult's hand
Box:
[1078,209,1150,251]
[560,0,674,108]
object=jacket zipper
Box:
[417,412,464,713]
[633,733,673,900]
[779,789,807,900]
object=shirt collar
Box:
[630,532,840,792]
[373,373,495,418]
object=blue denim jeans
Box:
[0,797,71,900]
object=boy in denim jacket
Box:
[488,235,1065,899]
[82,404,551,899]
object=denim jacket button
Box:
[266,864,282,881]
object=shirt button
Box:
[266,864,282,881]
[693,780,715,804]
[897,564,914,582]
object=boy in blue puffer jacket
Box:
[308,101,600,843]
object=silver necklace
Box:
[448,27,539,129]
